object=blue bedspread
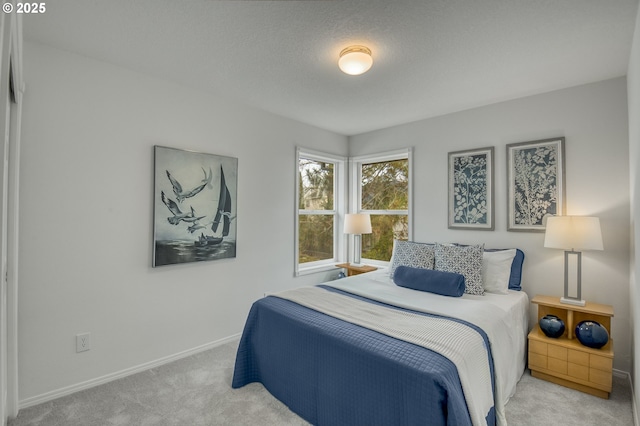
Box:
[232,288,495,426]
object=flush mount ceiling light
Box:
[338,45,373,76]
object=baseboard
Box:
[613,368,629,379]
[19,333,241,410]
[629,374,639,426]
[631,373,639,426]
[613,369,638,426]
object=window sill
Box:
[360,259,391,269]
[296,262,341,277]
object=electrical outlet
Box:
[76,332,91,353]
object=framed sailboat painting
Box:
[153,146,238,267]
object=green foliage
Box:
[297,156,409,264]
[362,160,408,210]
[299,158,334,210]
[362,215,408,261]
[299,214,334,263]
[361,159,409,261]
[298,157,335,263]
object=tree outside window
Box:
[298,156,336,265]
[358,155,410,262]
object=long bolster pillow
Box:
[393,266,466,297]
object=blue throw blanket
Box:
[232,287,496,426]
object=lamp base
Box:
[560,297,586,307]
[350,262,365,267]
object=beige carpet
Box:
[9,339,634,425]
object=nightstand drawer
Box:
[528,352,547,369]
[590,368,612,387]
[529,339,547,356]
[568,363,589,381]
[548,357,567,375]
[590,355,613,371]
[568,349,589,366]
[548,345,567,361]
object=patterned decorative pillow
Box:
[389,240,435,277]
[435,243,485,295]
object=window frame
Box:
[295,147,347,276]
[349,148,413,266]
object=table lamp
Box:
[544,216,603,306]
[344,213,372,266]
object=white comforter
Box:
[323,269,529,426]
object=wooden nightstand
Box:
[335,263,377,277]
[528,295,614,398]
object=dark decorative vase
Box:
[575,320,609,349]
[539,314,565,338]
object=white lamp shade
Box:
[544,216,603,251]
[338,46,373,76]
[344,213,372,235]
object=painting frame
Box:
[448,146,494,230]
[153,145,238,267]
[507,137,565,232]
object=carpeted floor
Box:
[9,339,635,426]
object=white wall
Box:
[628,1,640,420]
[17,41,347,404]
[350,78,631,372]
[17,38,635,407]
[1,2,24,422]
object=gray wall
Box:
[18,42,347,404]
[350,77,631,373]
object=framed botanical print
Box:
[448,147,494,230]
[507,137,565,232]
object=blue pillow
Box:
[509,249,525,290]
[393,266,466,297]
[485,248,525,291]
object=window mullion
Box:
[359,210,408,215]
[299,210,337,215]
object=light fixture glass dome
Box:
[338,46,373,76]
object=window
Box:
[351,149,412,263]
[296,148,345,275]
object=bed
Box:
[232,243,528,426]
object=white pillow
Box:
[482,249,517,294]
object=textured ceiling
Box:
[23,0,639,135]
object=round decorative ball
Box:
[575,320,609,349]
[539,314,565,338]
